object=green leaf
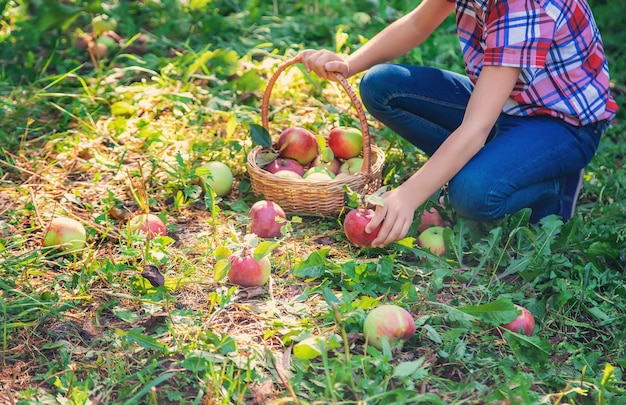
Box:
[112,306,140,323]
[457,298,518,326]
[214,246,231,261]
[214,259,231,281]
[292,249,330,278]
[249,123,272,148]
[393,357,428,378]
[125,328,168,351]
[254,241,280,260]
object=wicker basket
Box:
[247,57,385,215]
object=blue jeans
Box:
[360,64,609,222]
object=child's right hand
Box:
[296,50,351,81]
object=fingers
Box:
[369,206,412,248]
[298,49,347,81]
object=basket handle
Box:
[261,57,373,177]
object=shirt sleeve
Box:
[483,0,556,69]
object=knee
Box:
[448,174,508,222]
[359,64,393,114]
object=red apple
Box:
[277,127,319,165]
[343,208,381,247]
[42,217,87,251]
[416,226,446,256]
[129,214,167,238]
[248,200,287,238]
[328,126,363,159]
[227,252,271,287]
[501,305,535,336]
[363,304,416,350]
[264,158,305,177]
[339,157,364,174]
[417,207,446,233]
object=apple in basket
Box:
[277,127,319,165]
[340,157,364,175]
[264,158,305,177]
[313,154,342,175]
[328,126,363,159]
[303,166,336,181]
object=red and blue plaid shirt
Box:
[453,0,618,126]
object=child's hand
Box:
[296,49,350,81]
[366,187,418,247]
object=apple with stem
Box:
[277,127,319,165]
[363,304,416,350]
[248,200,287,238]
[501,305,535,336]
[328,126,363,159]
[42,217,87,252]
[129,214,167,239]
[417,226,446,256]
[228,250,271,287]
[340,157,364,175]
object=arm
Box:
[366,65,523,247]
[298,0,454,79]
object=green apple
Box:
[42,217,87,252]
[200,161,233,197]
[417,226,447,256]
[339,157,364,174]
[303,165,335,180]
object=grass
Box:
[1,0,625,404]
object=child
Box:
[298,0,618,247]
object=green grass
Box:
[1,1,625,404]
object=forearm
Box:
[346,0,454,76]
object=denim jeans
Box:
[359,64,609,222]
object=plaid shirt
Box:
[454,0,618,126]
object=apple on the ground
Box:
[418,207,447,233]
[501,305,535,336]
[42,217,87,251]
[128,213,167,238]
[340,157,364,174]
[416,226,446,256]
[343,208,381,247]
[264,158,305,177]
[363,304,416,350]
[228,252,271,287]
[277,127,319,165]
[248,200,287,238]
[201,161,233,197]
[328,126,363,159]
